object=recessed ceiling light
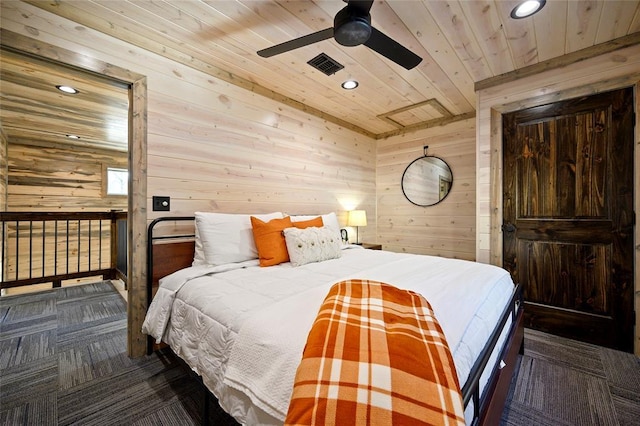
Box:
[510,0,546,19]
[66,134,81,139]
[56,85,79,94]
[341,80,359,90]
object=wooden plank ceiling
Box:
[0,47,130,152]
[2,0,640,147]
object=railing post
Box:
[109,210,118,281]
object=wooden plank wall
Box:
[0,2,376,356]
[377,118,476,260]
[476,43,640,354]
[7,141,127,211]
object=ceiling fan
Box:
[257,0,423,70]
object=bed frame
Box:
[146,217,524,426]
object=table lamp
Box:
[347,210,367,245]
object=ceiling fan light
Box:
[341,80,359,90]
[56,85,79,94]
[510,0,546,19]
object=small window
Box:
[106,167,128,196]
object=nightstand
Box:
[360,243,382,250]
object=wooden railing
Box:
[0,211,128,290]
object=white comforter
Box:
[142,248,515,425]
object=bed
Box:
[143,213,524,425]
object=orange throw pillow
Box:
[292,216,323,229]
[251,216,293,267]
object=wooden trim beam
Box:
[475,32,640,92]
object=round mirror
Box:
[401,155,453,206]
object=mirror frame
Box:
[401,148,453,207]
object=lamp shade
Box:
[347,210,367,227]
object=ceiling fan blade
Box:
[346,0,374,14]
[364,27,422,70]
[257,28,334,57]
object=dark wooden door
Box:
[503,88,635,352]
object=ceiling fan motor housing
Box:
[334,6,371,46]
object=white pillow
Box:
[283,226,342,267]
[290,212,340,236]
[192,224,206,266]
[194,212,283,266]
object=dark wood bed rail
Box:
[146,216,524,425]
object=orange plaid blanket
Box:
[285,279,465,426]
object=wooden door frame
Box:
[0,29,149,357]
[486,79,639,354]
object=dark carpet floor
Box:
[1,282,638,425]
[0,282,231,426]
[501,328,640,426]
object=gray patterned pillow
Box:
[283,226,342,267]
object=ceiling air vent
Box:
[307,53,344,76]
